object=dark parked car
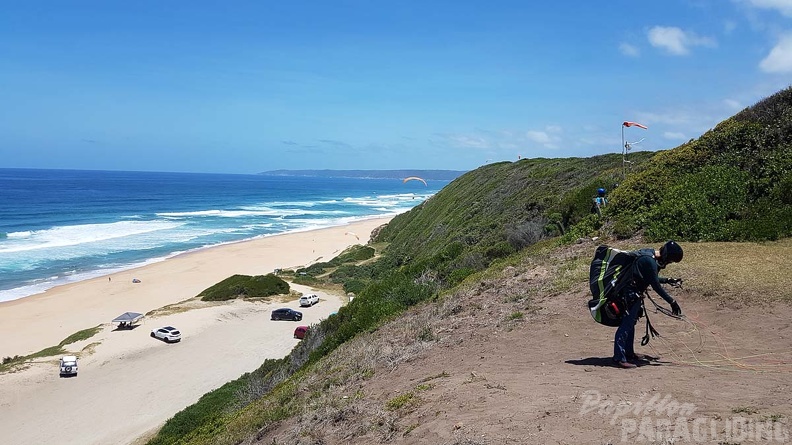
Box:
[271,308,303,321]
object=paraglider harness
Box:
[620,283,683,345]
[588,245,684,345]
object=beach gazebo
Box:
[112,312,143,329]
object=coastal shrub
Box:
[328,264,370,282]
[199,274,289,301]
[604,87,792,243]
[485,241,515,260]
[292,275,321,286]
[309,271,434,362]
[643,165,749,241]
[448,267,475,285]
[505,218,546,250]
[149,357,287,445]
[612,217,636,240]
[561,214,602,243]
[148,375,251,445]
[59,325,102,347]
[328,245,375,265]
[342,279,366,295]
[296,263,327,276]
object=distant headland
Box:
[258,169,467,181]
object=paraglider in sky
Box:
[402,176,427,186]
[345,231,359,240]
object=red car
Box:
[293,326,309,339]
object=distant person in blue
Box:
[592,188,608,216]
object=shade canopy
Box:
[112,312,143,323]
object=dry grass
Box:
[666,239,792,303]
[556,238,792,304]
[146,296,207,317]
[80,341,102,356]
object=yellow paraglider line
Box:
[645,307,792,373]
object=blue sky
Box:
[1,1,790,174]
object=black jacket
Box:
[627,248,675,305]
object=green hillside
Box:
[376,152,654,285]
[608,87,792,241]
[145,87,792,445]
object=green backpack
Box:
[587,245,644,326]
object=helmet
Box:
[659,240,683,266]
[597,188,606,196]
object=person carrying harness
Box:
[613,240,684,369]
[592,188,608,216]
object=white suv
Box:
[59,355,78,377]
[151,326,181,343]
[299,294,319,307]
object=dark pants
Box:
[613,297,643,362]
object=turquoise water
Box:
[0,169,446,302]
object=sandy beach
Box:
[0,217,391,445]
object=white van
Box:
[59,355,78,377]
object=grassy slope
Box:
[379,153,655,262]
[145,88,792,444]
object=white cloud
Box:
[723,98,743,110]
[526,130,551,144]
[446,134,491,149]
[619,42,640,57]
[525,126,563,149]
[545,125,563,134]
[435,125,565,155]
[723,20,738,34]
[635,108,724,138]
[664,132,688,140]
[647,26,717,55]
[744,0,792,17]
[760,33,792,72]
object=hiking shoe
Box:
[616,361,637,369]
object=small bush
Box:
[505,218,547,250]
[485,241,515,260]
[448,267,475,285]
[342,279,367,295]
[330,245,375,264]
[386,392,418,411]
[199,274,289,301]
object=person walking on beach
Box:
[613,241,684,369]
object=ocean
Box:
[0,168,446,303]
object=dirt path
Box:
[256,249,792,444]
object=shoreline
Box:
[0,216,392,358]
[0,214,397,304]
